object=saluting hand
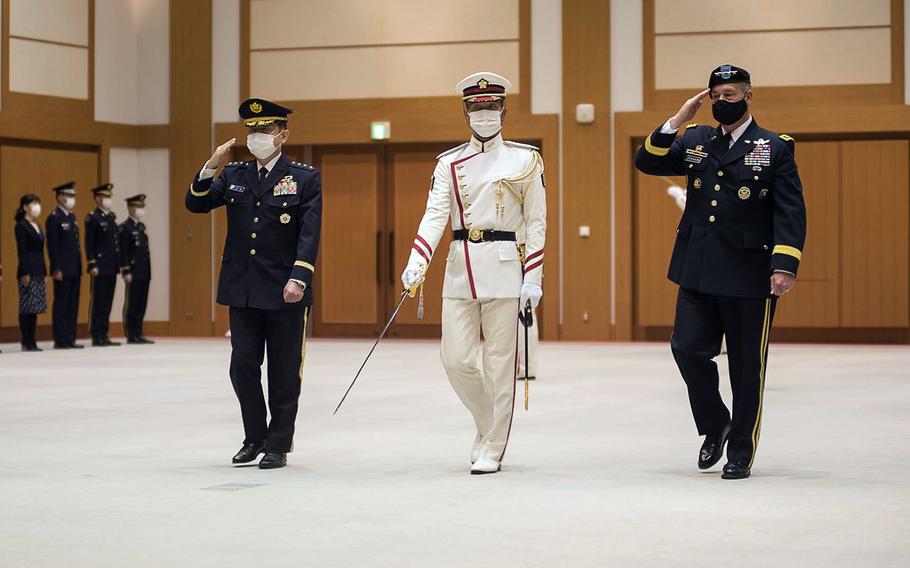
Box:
[669,88,710,130]
[284,280,305,303]
[770,272,796,296]
[205,138,237,170]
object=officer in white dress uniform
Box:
[401,72,547,475]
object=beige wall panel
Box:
[654,0,890,34]
[95,0,139,123]
[9,39,89,99]
[250,0,518,49]
[251,42,520,101]
[137,0,170,124]
[655,28,891,89]
[9,0,89,45]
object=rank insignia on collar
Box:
[759,188,769,199]
[738,187,751,200]
[280,213,291,224]
[693,178,702,189]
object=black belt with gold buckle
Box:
[453,229,516,243]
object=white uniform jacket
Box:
[408,135,547,299]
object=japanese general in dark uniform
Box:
[186,98,322,469]
[635,65,806,479]
[46,182,84,349]
[119,194,154,344]
[85,183,121,346]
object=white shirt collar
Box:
[722,115,753,144]
[257,152,282,173]
[129,216,141,224]
[57,204,71,215]
[469,134,503,153]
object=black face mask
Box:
[712,98,748,125]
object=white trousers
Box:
[516,307,538,378]
[441,297,519,462]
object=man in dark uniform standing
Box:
[119,194,154,344]
[635,65,806,479]
[46,182,85,349]
[186,98,322,469]
[85,183,121,346]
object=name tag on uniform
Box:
[684,148,707,164]
[61,223,71,230]
[228,184,246,193]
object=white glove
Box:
[520,282,542,309]
[401,262,426,290]
[667,185,686,210]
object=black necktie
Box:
[722,132,732,149]
[259,167,268,185]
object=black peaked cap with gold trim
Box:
[239,98,293,127]
[125,194,146,206]
[708,64,751,88]
[53,181,77,195]
[91,183,113,197]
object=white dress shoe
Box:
[470,455,501,475]
[470,434,484,464]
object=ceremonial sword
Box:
[333,267,426,415]
[519,300,533,411]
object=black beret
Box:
[239,98,293,127]
[708,64,751,88]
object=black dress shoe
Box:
[698,422,732,470]
[722,459,751,479]
[104,337,122,346]
[69,343,85,349]
[259,452,287,469]
[92,339,108,347]
[232,442,266,464]
[54,343,71,350]
[138,337,155,344]
[127,337,143,344]
[23,345,42,352]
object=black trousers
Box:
[228,305,310,453]
[671,287,777,466]
[123,279,150,339]
[52,277,81,345]
[19,314,37,347]
[89,275,116,340]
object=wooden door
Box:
[774,142,841,327]
[0,145,98,332]
[841,140,909,327]
[634,170,685,332]
[313,146,387,337]
[386,143,453,337]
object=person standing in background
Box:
[46,182,84,350]
[119,194,154,345]
[85,183,121,347]
[15,194,47,352]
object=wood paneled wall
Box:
[168,0,212,336]
[561,0,612,339]
[616,106,910,343]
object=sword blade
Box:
[333,290,409,415]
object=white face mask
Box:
[247,132,281,160]
[29,203,42,217]
[63,197,76,210]
[133,208,146,219]
[468,110,503,138]
[101,197,113,209]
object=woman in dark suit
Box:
[15,194,48,351]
